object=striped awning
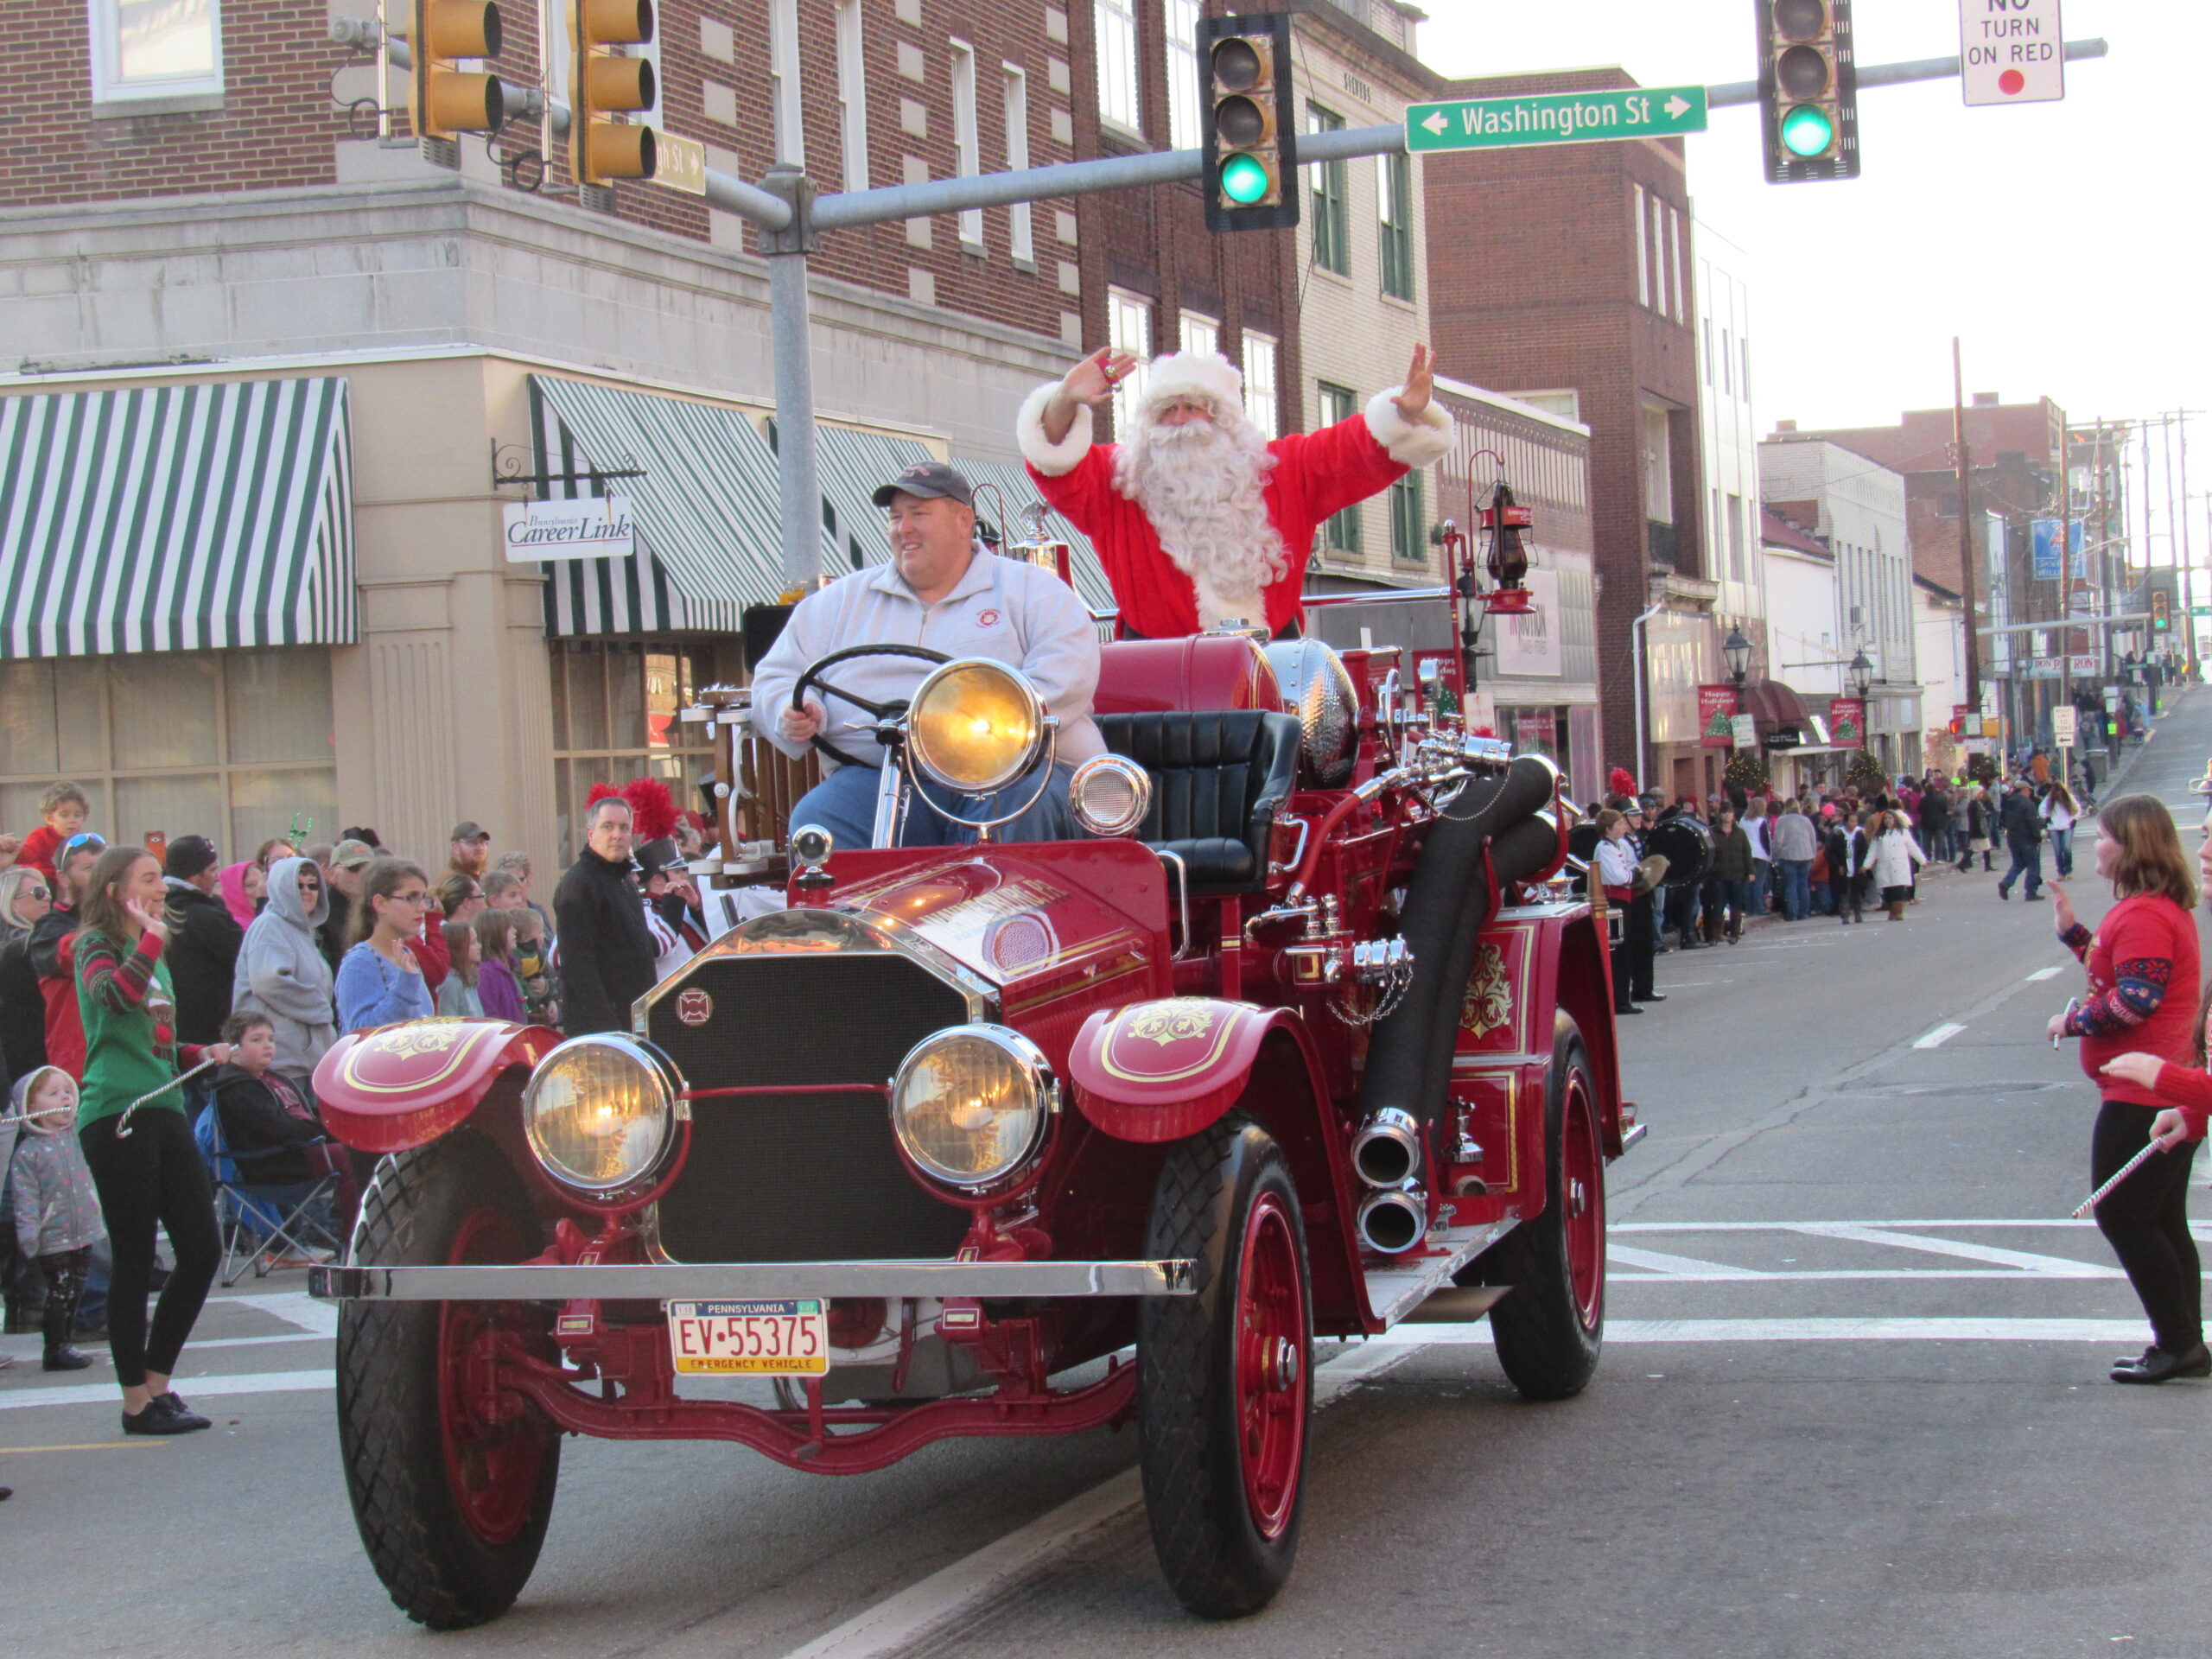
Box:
[810,424,931,574]
[0,377,354,660]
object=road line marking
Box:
[773,1340,1415,1659]
[0,1440,166,1453]
[1609,1266,2120,1282]
[1912,1022,1966,1048]
[1618,1219,2104,1231]
[1375,1317,2148,1345]
[0,1368,329,1412]
[1787,1224,2101,1274]
[1608,1244,1772,1280]
[2027,965,2065,981]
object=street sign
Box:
[655,131,707,195]
[1405,86,1708,153]
[1961,0,2064,106]
[1731,713,1758,750]
[2068,653,2099,674]
[2052,705,2076,747]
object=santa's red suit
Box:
[1017,353,1455,639]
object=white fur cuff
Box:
[1364,386,1455,469]
[1016,382,1093,476]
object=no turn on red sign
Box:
[1961,0,2065,105]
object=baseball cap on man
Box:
[450,820,491,845]
[164,835,219,881]
[871,461,975,510]
[330,837,378,871]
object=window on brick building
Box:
[1165,0,1201,150]
[1243,332,1279,435]
[91,0,224,103]
[1095,0,1141,137]
[1727,493,1747,582]
[1721,327,1733,395]
[1319,383,1360,553]
[1702,317,1714,386]
[1108,289,1153,436]
[769,0,804,162]
[836,0,870,191]
[1389,469,1424,565]
[1179,311,1219,359]
[1376,151,1413,301]
[950,41,983,250]
[1631,184,1649,308]
[1002,65,1034,263]
[1307,105,1349,276]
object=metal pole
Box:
[1952,339,1982,720]
[2181,413,2195,677]
[1705,37,2107,105]
[760,166,821,591]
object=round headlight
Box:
[891,1026,1054,1191]
[1070,753,1152,837]
[907,658,1046,794]
[523,1034,679,1196]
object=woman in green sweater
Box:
[75,845,232,1435]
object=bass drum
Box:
[1643,814,1713,888]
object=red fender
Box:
[313,1019,565,1154]
[1068,998,1301,1142]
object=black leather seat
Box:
[1093,710,1302,895]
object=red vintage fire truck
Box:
[309,527,1638,1630]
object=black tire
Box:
[1137,1116,1313,1619]
[1473,1013,1605,1402]
[336,1135,561,1630]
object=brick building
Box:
[1420,67,1717,800]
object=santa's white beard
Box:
[1113,415,1283,630]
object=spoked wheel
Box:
[1138,1116,1313,1619]
[1472,1012,1605,1401]
[337,1136,561,1629]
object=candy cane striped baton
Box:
[115,1054,224,1139]
[2073,1140,2164,1220]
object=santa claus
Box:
[1016,343,1454,638]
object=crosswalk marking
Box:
[1377,1318,2148,1345]
[1912,1022,1966,1048]
[1785,1223,2101,1274]
[1609,1244,1774,1280]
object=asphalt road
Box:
[9,693,2212,1659]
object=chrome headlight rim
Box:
[1069,753,1153,838]
[906,658,1048,795]
[521,1033,684,1199]
[890,1024,1058,1193]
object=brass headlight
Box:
[891,1026,1054,1191]
[907,658,1046,794]
[522,1034,680,1196]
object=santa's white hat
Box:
[1135,352,1246,422]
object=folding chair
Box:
[193,1097,346,1287]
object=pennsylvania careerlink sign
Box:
[1405,86,1709,153]
[501,495,637,562]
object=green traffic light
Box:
[1220,152,1271,205]
[1779,103,1834,158]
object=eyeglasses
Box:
[62,833,105,854]
[17,886,50,901]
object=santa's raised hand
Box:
[1392,343,1435,420]
[1042,347,1139,445]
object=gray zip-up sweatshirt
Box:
[232,855,338,1076]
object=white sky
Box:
[1416,1,2210,441]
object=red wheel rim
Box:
[437,1207,551,1547]
[1561,1075,1605,1332]
[1232,1191,1308,1541]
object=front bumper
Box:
[309,1257,1196,1302]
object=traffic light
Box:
[1198,12,1297,233]
[411,0,506,141]
[569,0,658,187]
[2152,589,2172,632]
[1757,0,1859,183]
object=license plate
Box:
[665,1299,829,1376]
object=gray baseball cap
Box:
[872,461,975,509]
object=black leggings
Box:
[79,1109,220,1389]
[2092,1100,2203,1354]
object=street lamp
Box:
[1722,626,1754,686]
[1848,648,1874,699]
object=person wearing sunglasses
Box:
[334,858,437,1035]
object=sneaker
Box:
[41,1344,94,1372]
[122,1395,210,1435]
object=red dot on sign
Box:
[1999,69,2025,95]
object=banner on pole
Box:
[1827,697,1866,746]
[1699,684,1738,748]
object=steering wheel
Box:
[791,643,953,767]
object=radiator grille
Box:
[647,950,975,1262]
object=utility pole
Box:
[2181,413,2196,676]
[1952,338,1983,725]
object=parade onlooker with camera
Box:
[73,844,233,1433]
[334,860,437,1034]
[2047,796,2204,1384]
[8,1065,105,1370]
[160,835,243,1048]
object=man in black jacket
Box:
[552,796,659,1035]
[1996,780,2046,901]
[161,835,244,1046]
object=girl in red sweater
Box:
[2047,794,2205,1383]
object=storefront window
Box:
[550,639,735,865]
[0,648,334,856]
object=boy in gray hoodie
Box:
[9,1065,105,1370]
[230,855,337,1099]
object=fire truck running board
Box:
[1363,1219,1519,1330]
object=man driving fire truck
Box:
[751,460,1106,849]
[1015,343,1456,639]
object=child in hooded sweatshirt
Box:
[231,855,337,1103]
[7,1066,105,1370]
